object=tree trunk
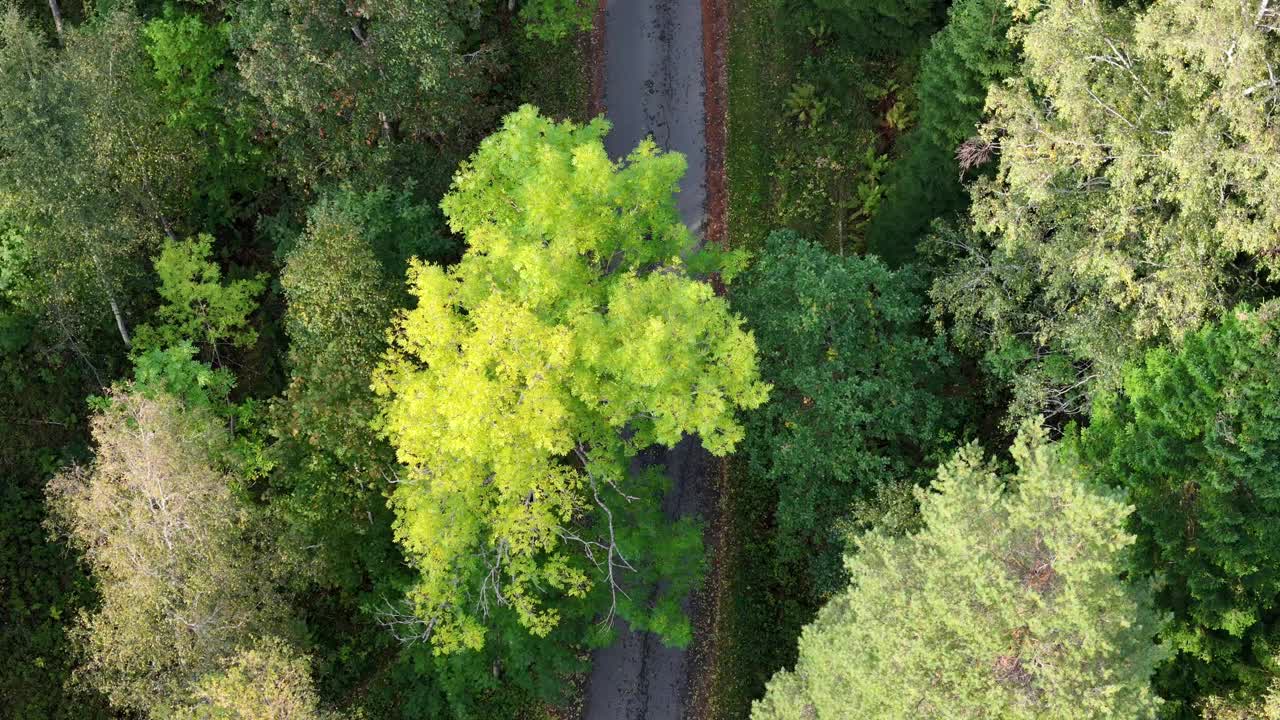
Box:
[47,0,63,37]
[90,250,132,349]
[108,292,132,349]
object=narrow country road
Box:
[583,1,713,719]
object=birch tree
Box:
[0,7,198,349]
[46,390,289,715]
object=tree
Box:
[810,0,945,57]
[270,191,404,592]
[269,186,456,587]
[1200,680,1280,720]
[0,6,199,349]
[142,7,266,226]
[932,0,1280,419]
[133,235,266,358]
[230,0,488,190]
[519,0,594,42]
[45,389,290,715]
[373,106,768,653]
[268,192,574,720]
[734,230,956,606]
[868,0,1017,263]
[753,424,1167,720]
[1076,303,1280,706]
[176,637,335,720]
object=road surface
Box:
[583,1,712,718]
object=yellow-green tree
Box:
[753,425,1167,720]
[374,106,768,653]
[46,389,290,715]
[177,637,336,720]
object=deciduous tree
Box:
[735,230,955,604]
[0,7,198,349]
[230,0,488,190]
[176,637,335,720]
[933,0,1280,419]
[46,389,289,715]
[133,235,266,357]
[270,191,403,592]
[373,106,768,652]
[142,8,266,226]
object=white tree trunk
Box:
[47,0,63,37]
[90,250,132,349]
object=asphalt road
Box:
[583,1,712,718]
[601,0,707,231]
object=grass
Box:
[707,1,804,718]
[723,0,796,253]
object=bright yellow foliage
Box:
[374,106,767,652]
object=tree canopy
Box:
[46,388,290,715]
[753,424,1167,720]
[1076,303,1280,705]
[176,638,336,720]
[933,0,1280,419]
[0,6,199,347]
[373,106,768,653]
[230,0,487,189]
[735,230,956,603]
[11,0,1280,717]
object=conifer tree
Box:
[754,424,1166,720]
[1078,303,1280,703]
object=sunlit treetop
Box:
[374,106,768,653]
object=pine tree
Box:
[754,424,1167,720]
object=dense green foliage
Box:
[229,0,486,190]
[754,425,1168,719]
[868,0,1016,263]
[12,0,1280,717]
[142,8,264,225]
[269,190,403,595]
[0,0,594,716]
[134,235,266,354]
[810,0,945,57]
[520,0,594,41]
[735,229,955,608]
[0,7,196,346]
[934,0,1280,419]
[1077,304,1280,709]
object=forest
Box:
[4,0,1280,718]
